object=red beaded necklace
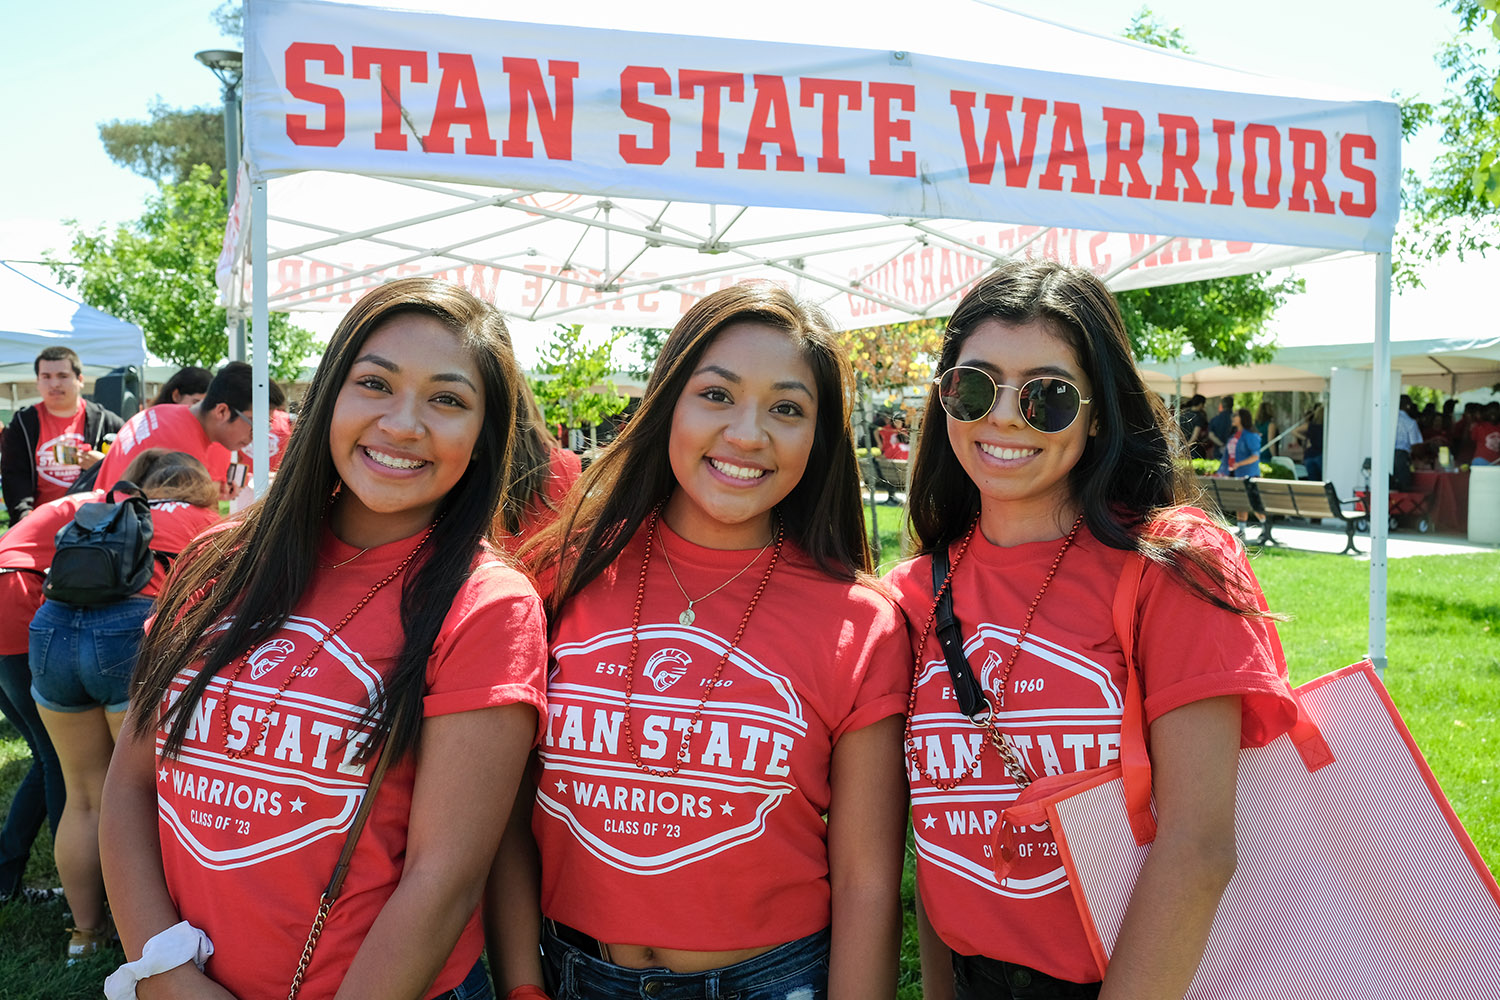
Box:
[903,513,1085,791]
[217,524,436,760]
[620,508,782,778]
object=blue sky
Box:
[0,0,1482,356]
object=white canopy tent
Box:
[0,261,148,381]
[1139,334,1500,396]
[232,0,1403,665]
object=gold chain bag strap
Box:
[287,734,399,1000]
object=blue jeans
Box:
[952,953,1100,1000]
[544,924,830,1000]
[429,960,492,1000]
[0,651,63,896]
[28,597,153,714]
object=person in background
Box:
[1393,394,1422,491]
[91,362,255,498]
[239,378,293,477]
[1220,408,1268,543]
[20,450,219,960]
[880,412,912,460]
[1206,395,1234,460]
[100,278,545,1000]
[1471,402,1500,467]
[1453,402,1481,466]
[498,281,907,1000]
[1295,404,1324,481]
[500,384,582,542]
[1255,401,1279,461]
[1176,394,1210,459]
[890,260,1295,1000]
[2,347,124,522]
[148,367,212,409]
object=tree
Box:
[1397,0,1500,287]
[838,318,945,421]
[212,0,243,40]
[616,326,671,380]
[48,164,314,380]
[1116,7,1302,365]
[98,99,225,187]
[529,325,631,442]
[1116,273,1303,366]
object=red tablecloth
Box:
[1412,470,1470,533]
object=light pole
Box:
[195,48,245,363]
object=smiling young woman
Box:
[99,278,548,1000]
[887,260,1299,1000]
[492,281,909,1000]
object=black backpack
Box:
[44,485,156,606]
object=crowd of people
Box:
[0,261,1389,1000]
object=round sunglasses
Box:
[933,366,1092,433]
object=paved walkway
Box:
[1252,522,1498,559]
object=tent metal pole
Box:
[1369,250,1392,676]
[251,181,271,499]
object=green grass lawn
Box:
[3,534,1496,999]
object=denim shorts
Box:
[952,952,1100,1000]
[543,923,830,1000]
[28,596,153,714]
[429,960,492,1000]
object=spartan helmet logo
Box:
[248,638,298,681]
[642,648,693,693]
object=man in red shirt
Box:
[1,347,124,522]
[92,362,255,496]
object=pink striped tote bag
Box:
[1045,661,1500,998]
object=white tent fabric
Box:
[230,0,1397,325]
[0,261,148,377]
[1140,335,1500,396]
[234,0,1404,664]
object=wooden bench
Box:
[1193,475,1264,522]
[1248,478,1363,555]
[873,456,908,494]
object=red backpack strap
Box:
[1111,551,1157,846]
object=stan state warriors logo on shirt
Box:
[908,621,1125,899]
[155,615,386,871]
[248,638,297,680]
[642,648,691,692]
[539,624,806,875]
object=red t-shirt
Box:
[140,501,222,598]
[884,513,1296,983]
[33,403,89,505]
[1473,422,1500,464]
[96,405,230,490]
[241,409,295,474]
[0,491,101,653]
[153,531,548,999]
[878,424,910,460]
[534,520,909,950]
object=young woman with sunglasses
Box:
[100,279,547,1000]
[495,281,908,1000]
[886,261,1297,1000]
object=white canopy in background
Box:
[1140,335,1500,396]
[233,0,1404,664]
[0,261,148,379]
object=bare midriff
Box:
[600,942,778,973]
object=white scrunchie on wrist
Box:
[103,920,215,1000]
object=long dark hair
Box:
[133,277,524,760]
[497,382,565,535]
[907,259,1264,615]
[529,280,868,618]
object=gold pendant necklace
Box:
[658,523,774,626]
